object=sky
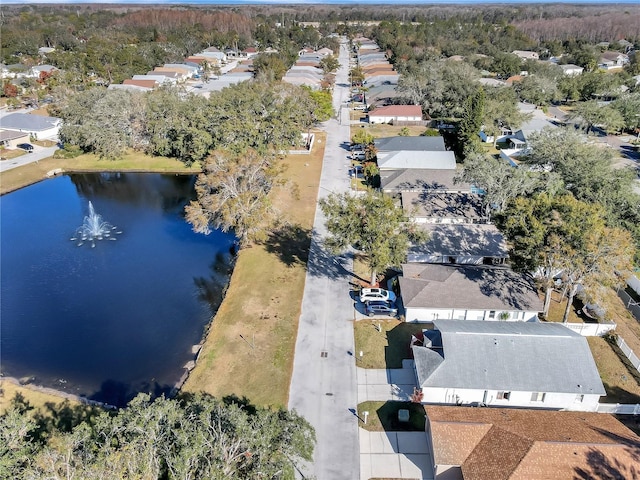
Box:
[2,0,638,4]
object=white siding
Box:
[420,387,601,411]
[405,307,538,323]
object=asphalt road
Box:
[288,39,361,479]
[0,145,58,173]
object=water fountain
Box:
[71,201,121,247]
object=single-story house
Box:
[399,263,543,322]
[478,78,506,87]
[316,47,334,56]
[363,74,400,87]
[376,136,446,152]
[31,65,58,77]
[425,406,640,480]
[378,151,457,171]
[134,74,176,85]
[511,50,539,61]
[401,191,487,224]
[413,320,605,411]
[560,63,584,76]
[0,129,30,148]
[380,168,471,194]
[122,79,157,90]
[109,83,153,93]
[1,113,62,140]
[598,51,629,70]
[408,224,508,265]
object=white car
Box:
[359,288,396,304]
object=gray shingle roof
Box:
[409,224,508,260]
[413,320,605,395]
[378,151,456,170]
[400,264,543,311]
[381,168,471,192]
[375,136,446,152]
[401,191,486,220]
[1,113,61,132]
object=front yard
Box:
[353,319,426,369]
[357,400,426,432]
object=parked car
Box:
[353,105,367,111]
[360,288,396,303]
[351,151,366,160]
[365,301,398,317]
[17,143,34,152]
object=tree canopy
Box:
[0,392,315,480]
[320,191,427,285]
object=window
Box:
[575,394,584,402]
[497,391,511,400]
[488,311,496,319]
[531,392,545,402]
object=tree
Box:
[482,87,531,147]
[457,87,485,157]
[558,225,634,323]
[514,74,559,106]
[320,191,426,285]
[496,194,605,317]
[612,92,640,131]
[456,153,538,218]
[349,65,365,86]
[351,130,375,146]
[567,100,624,134]
[185,149,282,248]
[491,52,522,78]
[3,393,315,479]
[319,55,340,74]
[252,53,288,81]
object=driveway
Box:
[357,363,416,402]
[356,363,432,480]
[359,430,434,480]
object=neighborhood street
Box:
[288,39,360,479]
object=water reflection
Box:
[0,173,236,407]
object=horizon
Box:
[3,0,639,5]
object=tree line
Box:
[1,392,314,479]
[56,80,331,164]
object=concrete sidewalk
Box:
[359,430,434,480]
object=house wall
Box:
[421,387,601,412]
[369,115,422,124]
[404,307,538,323]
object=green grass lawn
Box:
[182,132,325,407]
[357,400,426,432]
[354,319,427,369]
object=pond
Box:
[1,173,235,406]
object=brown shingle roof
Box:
[368,105,422,118]
[426,406,640,480]
[123,79,157,89]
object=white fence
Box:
[617,336,640,373]
[597,403,640,415]
[561,321,617,337]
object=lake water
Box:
[0,173,235,406]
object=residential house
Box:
[598,51,630,70]
[0,113,62,140]
[0,129,30,148]
[316,47,334,56]
[368,105,423,125]
[478,78,506,87]
[31,65,58,77]
[377,151,456,171]
[408,224,508,265]
[121,79,157,90]
[401,191,487,224]
[511,50,539,61]
[380,168,471,195]
[412,320,605,410]
[38,47,55,55]
[375,136,456,171]
[133,74,176,85]
[559,63,584,76]
[399,263,543,322]
[425,406,640,480]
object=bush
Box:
[421,128,440,137]
[53,144,82,159]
